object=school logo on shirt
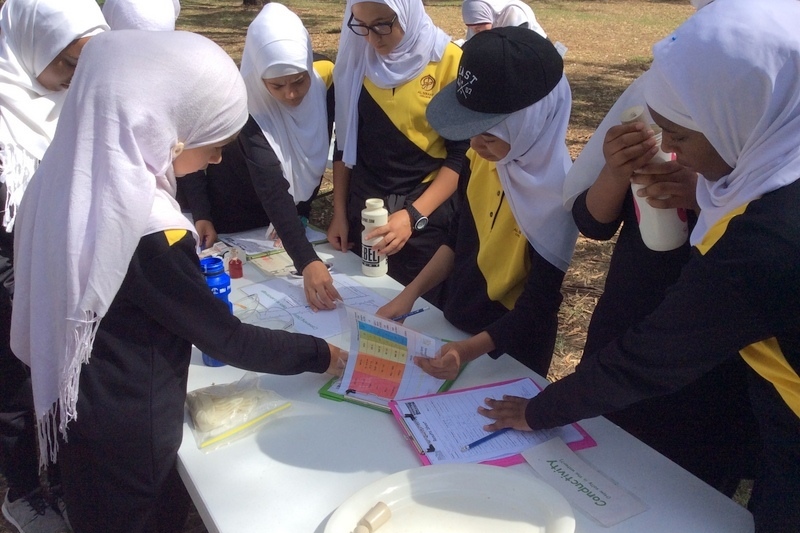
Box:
[417,74,436,99]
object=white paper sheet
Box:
[393,378,584,464]
[239,273,389,338]
[523,437,649,527]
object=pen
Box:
[460,427,511,452]
[391,306,430,321]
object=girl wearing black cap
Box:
[379,27,577,377]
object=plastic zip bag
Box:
[185,372,291,451]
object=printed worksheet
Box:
[333,308,447,409]
[391,378,591,465]
[238,273,389,338]
[219,225,327,259]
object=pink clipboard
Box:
[388,377,596,467]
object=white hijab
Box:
[561,0,714,211]
[240,3,328,203]
[462,0,546,40]
[486,76,577,272]
[102,0,181,31]
[644,0,800,244]
[334,0,451,167]
[10,30,248,466]
[0,0,108,231]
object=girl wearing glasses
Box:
[329,0,468,306]
[178,2,341,311]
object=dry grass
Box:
[0,2,701,533]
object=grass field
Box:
[1,2,729,533]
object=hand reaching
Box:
[477,395,533,432]
[303,261,341,311]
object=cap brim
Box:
[426,80,510,141]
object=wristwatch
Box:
[406,204,429,232]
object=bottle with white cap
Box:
[361,198,388,277]
[620,105,689,252]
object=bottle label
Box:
[362,245,384,268]
[209,286,230,296]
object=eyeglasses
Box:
[347,13,397,36]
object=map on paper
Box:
[238,273,389,338]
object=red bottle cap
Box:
[228,248,244,279]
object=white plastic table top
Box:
[177,244,754,533]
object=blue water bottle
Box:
[200,256,231,367]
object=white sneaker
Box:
[1,489,71,533]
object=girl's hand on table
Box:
[326,344,349,376]
[376,292,415,323]
[302,261,341,311]
[478,395,533,431]
[195,219,218,250]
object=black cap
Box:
[427,26,564,140]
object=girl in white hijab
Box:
[102,0,181,31]
[461,0,546,41]
[10,29,345,532]
[241,2,329,209]
[0,0,107,231]
[381,27,576,378]
[181,2,341,311]
[558,0,759,494]
[484,2,800,530]
[0,0,106,527]
[329,0,468,305]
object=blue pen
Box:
[391,306,430,322]
[460,427,512,452]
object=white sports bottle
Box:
[620,105,689,251]
[361,198,388,277]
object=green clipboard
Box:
[318,359,467,413]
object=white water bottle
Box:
[361,198,388,277]
[620,105,689,252]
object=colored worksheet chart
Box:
[339,308,446,408]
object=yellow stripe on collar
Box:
[740,337,800,419]
[694,203,749,256]
[164,229,188,246]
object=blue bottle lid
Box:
[200,256,225,276]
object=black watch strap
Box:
[406,204,429,232]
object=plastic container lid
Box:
[200,256,225,276]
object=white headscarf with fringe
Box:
[334,0,451,167]
[240,2,328,203]
[10,29,248,466]
[102,0,181,31]
[0,0,108,231]
[644,0,800,244]
[486,76,578,272]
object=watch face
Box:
[415,216,429,231]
